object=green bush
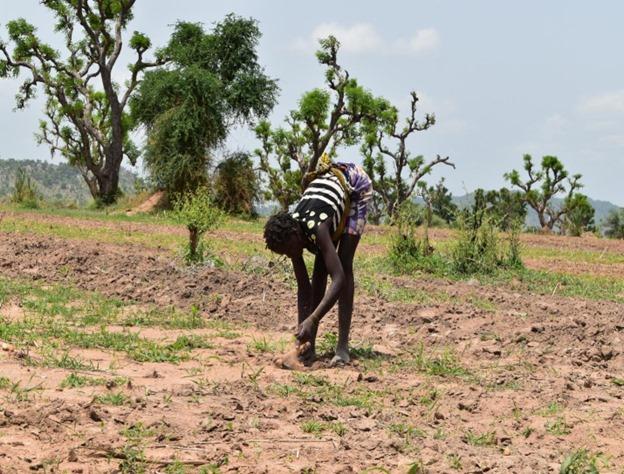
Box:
[214,152,260,218]
[451,213,522,275]
[388,202,440,273]
[11,168,39,208]
[172,187,224,264]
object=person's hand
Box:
[295,317,316,343]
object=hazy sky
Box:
[1,1,623,205]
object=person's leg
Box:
[332,233,360,365]
[332,165,372,365]
[299,254,328,362]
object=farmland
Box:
[0,207,622,473]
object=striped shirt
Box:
[291,172,348,247]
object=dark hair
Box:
[264,211,299,251]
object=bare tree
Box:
[362,91,454,221]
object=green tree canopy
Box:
[213,151,260,217]
[427,177,458,224]
[255,36,393,211]
[131,16,278,195]
[0,0,161,204]
[563,193,595,236]
[483,187,527,231]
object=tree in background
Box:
[11,168,39,208]
[483,188,527,231]
[0,0,161,204]
[562,193,595,236]
[427,177,458,224]
[131,16,278,196]
[603,208,624,239]
[213,152,260,217]
[255,36,393,211]
[362,91,454,222]
[505,154,583,232]
[254,121,304,211]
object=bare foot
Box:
[330,348,350,367]
[274,342,312,371]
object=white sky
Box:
[1,0,622,205]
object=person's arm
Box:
[291,255,312,325]
[296,224,345,341]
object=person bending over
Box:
[263,161,372,366]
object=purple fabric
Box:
[338,163,373,235]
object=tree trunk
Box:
[537,210,550,232]
[99,68,125,205]
[189,227,199,259]
[96,166,121,205]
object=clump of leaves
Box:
[300,420,347,437]
[560,448,602,474]
[546,416,571,436]
[464,430,497,447]
[119,423,153,474]
[172,187,224,264]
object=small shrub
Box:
[451,213,522,275]
[11,168,39,208]
[172,187,224,264]
[388,201,435,273]
[545,416,571,436]
[560,448,602,474]
[464,430,496,447]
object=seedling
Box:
[464,430,496,447]
[545,417,571,436]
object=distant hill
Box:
[450,192,619,229]
[0,158,139,205]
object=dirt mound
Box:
[126,190,168,215]
[0,233,295,329]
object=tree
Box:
[562,194,595,236]
[362,91,454,222]
[255,36,393,211]
[483,187,527,231]
[505,154,583,232]
[427,177,458,224]
[254,121,304,211]
[131,17,278,196]
[603,208,624,239]
[213,151,260,217]
[0,0,161,204]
